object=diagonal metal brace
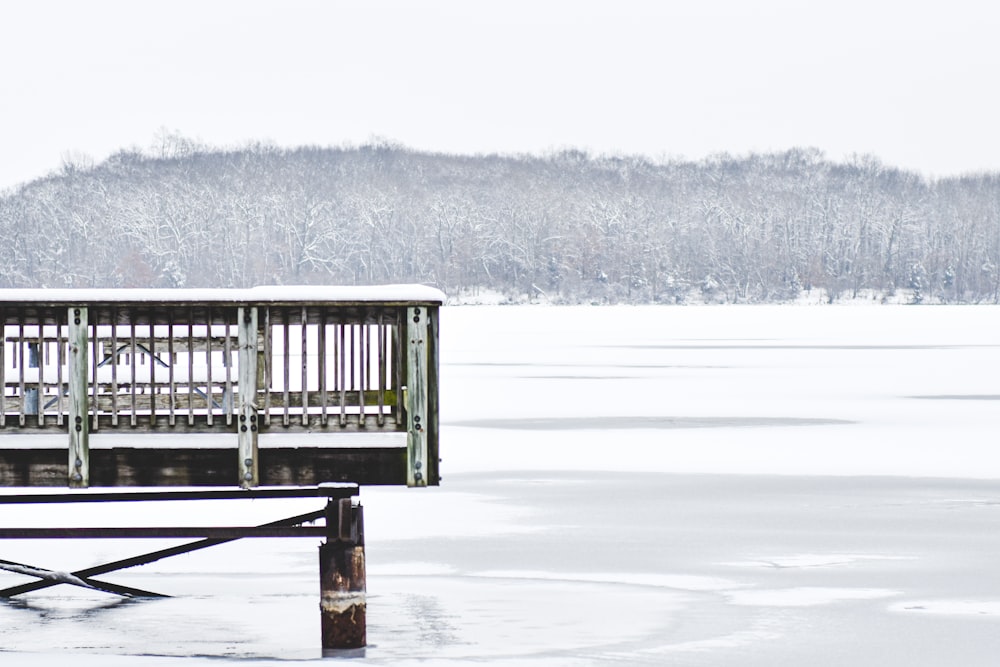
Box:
[0,558,165,598]
[0,508,326,598]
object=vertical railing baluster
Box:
[149,308,157,425]
[318,308,327,427]
[339,321,346,427]
[111,307,118,426]
[17,316,25,426]
[168,311,176,427]
[130,309,137,427]
[225,310,233,426]
[187,309,195,426]
[358,314,366,427]
[301,306,309,427]
[349,324,356,395]
[377,312,385,427]
[263,307,272,427]
[36,317,44,428]
[393,310,403,425]
[206,306,214,427]
[56,309,64,426]
[0,311,5,428]
[90,313,98,432]
[333,318,339,396]
[282,309,290,427]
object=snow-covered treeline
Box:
[1,139,998,304]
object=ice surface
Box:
[0,304,998,665]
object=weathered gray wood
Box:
[90,315,99,432]
[0,310,6,428]
[0,291,441,490]
[263,306,272,426]
[393,314,403,425]
[206,306,213,427]
[425,306,440,486]
[405,306,429,487]
[2,389,398,414]
[282,311,290,427]
[187,313,195,426]
[111,307,119,425]
[339,324,347,426]
[376,319,386,427]
[237,307,259,488]
[68,306,89,488]
[224,314,234,426]
[301,306,309,427]
[0,411,402,434]
[129,320,137,426]
[0,336,243,353]
[318,311,328,425]
[34,329,43,426]
[149,309,158,424]
[55,309,64,426]
[167,312,176,426]
[358,319,366,427]
[17,319,25,426]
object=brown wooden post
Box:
[319,497,366,651]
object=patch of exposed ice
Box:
[472,570,740,592]
[369,562,458,576]
[638,619,787,654]
[723,553,915,569]
[726,587,899,607]
[890,599,1000,617]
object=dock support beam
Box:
[319,497,366,651]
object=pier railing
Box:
[0,286,442,489]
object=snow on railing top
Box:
[0,285,445,306]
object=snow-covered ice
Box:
[0,304,997,665]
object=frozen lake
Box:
[1,304,998,665]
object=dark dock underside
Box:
[0,447,407,487]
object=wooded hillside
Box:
[2,140,998,303]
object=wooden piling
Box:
[319,498,366,650]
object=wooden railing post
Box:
[405,305,438,487]
[68,306,89,488]
[237,307,259,488]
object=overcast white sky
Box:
[1,0,998,190]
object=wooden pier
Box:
[0,285,443,651]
